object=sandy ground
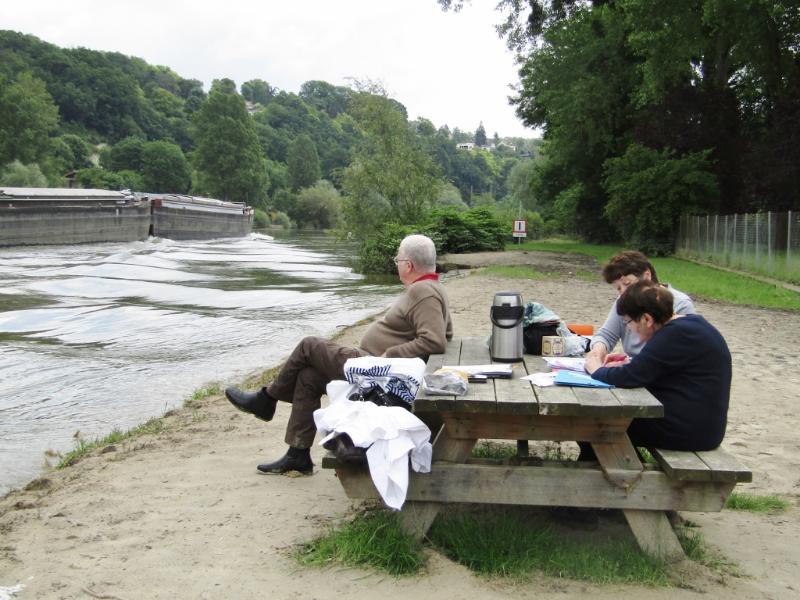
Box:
[1,250,799,600]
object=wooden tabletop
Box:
[414,337,663,419]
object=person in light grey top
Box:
[588,251,696,361]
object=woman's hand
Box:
[584,353,603,374]
[603,353,629,368]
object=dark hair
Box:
[616,280,674,325]
[602,250,659,284]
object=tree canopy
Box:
[439,0,800,250]
[191,79,268,204]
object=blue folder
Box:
[553,370,614,389]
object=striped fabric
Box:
[344,357,427,405]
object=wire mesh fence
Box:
[676,211,800,283]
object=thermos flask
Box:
[490,291,524,362]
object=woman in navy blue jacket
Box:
[585,280,731,451]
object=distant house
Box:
[456,142,475,151]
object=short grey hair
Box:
[399,234,437,272]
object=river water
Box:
[0,232,397,495]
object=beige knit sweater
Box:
[359,278,453,359]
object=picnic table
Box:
[324,336,751,560]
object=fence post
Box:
[768,211,773,271]
[788,210,792,272]
[743,213,748,266]
[696,216,701,256]
[723,214,728,263]
[756,212,760,268]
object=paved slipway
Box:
[1,251,798,600]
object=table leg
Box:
[592,438,685,561]
[399,421,476,539]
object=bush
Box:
[75,167,126,190]
[0,160,48,186]
[357,222,419,274]
[426,206,506,253]
[293,180,340,229]
[271,210,292,228]
[253,208,270,229]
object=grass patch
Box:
[725,492,788,513]
[481,265,559,280]
[55,378,221,469]
[244,364,283,390]
[471,441,519,460]
[650,257,800,310]
[56,417,166,469]
[507,239,622,264]
[299,507,732,586]
[575,269,598,281]
[428,508,671,585]
[675,526,738,574]
[186,381,222,404]
[637,448,657,465]
[505,239,800,310]
[296,510,425,576]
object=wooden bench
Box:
[650,447,752,484]
[322,337,752,560]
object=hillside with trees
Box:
[0,29,543,270]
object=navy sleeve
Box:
[591,327,676,388]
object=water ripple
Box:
[0,232,396,494]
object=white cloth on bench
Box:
[314,379,432,510]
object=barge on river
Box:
[0,187,253,246]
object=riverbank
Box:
[1,250,798,599]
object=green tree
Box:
[141,141,191,193]
[75,167,127,190]
[292,180,341,229]
[342,92,441,236]
[287,134,321,190]
[474,122,487,147]
[58,134,94,169]
[0,160,48,187]
[603,144,718,254]
[505,158,538,211]
[241,79,275,105]
[191,78,268,204]
[299,80,351,117]
[109,137,146,172]
[0,73,59,165]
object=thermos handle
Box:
[490,305,524,328]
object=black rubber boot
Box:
[225,387,277,422]
[257,447,313,475]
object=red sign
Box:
[513,219,527,237]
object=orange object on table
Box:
[566,323,594,336]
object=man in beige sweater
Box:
[225,234,453,474]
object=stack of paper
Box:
[543,357,586,372]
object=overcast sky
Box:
[2,1,539,138]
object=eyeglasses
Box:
[623,317,636,326]
[393,257,411,265]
